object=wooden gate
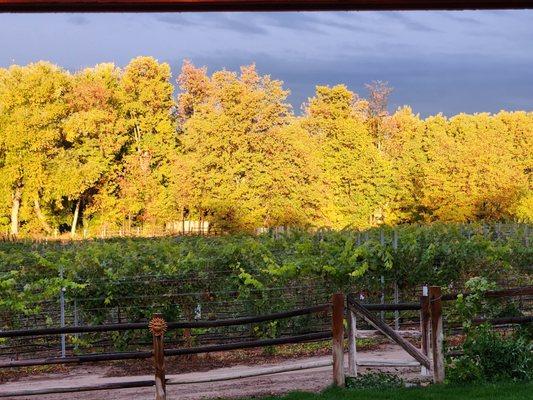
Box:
[346,286,444,383]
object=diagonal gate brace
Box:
[347,295,430,370]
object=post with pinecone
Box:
[149,313,167,400]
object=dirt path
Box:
[0,344,427,400]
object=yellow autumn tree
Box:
[303,85,394,229]
[0,62,70,235]
[173,62,320,232]
[421,113,529,221]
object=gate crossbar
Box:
[346,294,430,369]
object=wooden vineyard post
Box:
[332,293,345,387]
[419,286,430,376]
[149,313,167,400]
[429,286,444,383]
[347,307,357,377]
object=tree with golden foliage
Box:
[0,58,531,236]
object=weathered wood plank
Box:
[347,309,357,377]
[0,331,332,369]
[150,313,167,400]
[167,360,333,384]
[0,381,155,398]
[346,300,421,311]
[356,359,420,367]
[0,304,330,338]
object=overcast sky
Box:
[0,11,532,116]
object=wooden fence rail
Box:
[0,332,333,369]
[0,298,336,399]
[0,304,330,338]
[0,380,157,398]
[0,300,433,338]
[1,285,531,398]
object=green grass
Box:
[252,382,533,400]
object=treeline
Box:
[0,57,531,235]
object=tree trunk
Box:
[71,199,81,237]
[10,187,22,236]
[34,198,52,234]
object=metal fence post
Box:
[380,229,385,321]
[59,266,66,358]
[73,298,79,351]
[60,287,66,358]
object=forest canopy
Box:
[0,57,531,235]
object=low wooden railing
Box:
[0,303,333,398]
[1,285,531,397]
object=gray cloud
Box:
[66,15,89,26]
[175,49,532,116]
[383,12,440,32]
[1,11,531,117]
[436,11,482,25]
[155,12,389,36]
[156,13,269,34]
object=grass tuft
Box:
[247,381,533,400]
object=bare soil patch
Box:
[0,343,428,400]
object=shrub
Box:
[346,372,404,390]
[447,324,532,383]
[447,277,532,384]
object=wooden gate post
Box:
[332,293,345,387]
[347,307,357,377]
[429,286,444,383]
[149,313,167,400]
[419,286,430,376]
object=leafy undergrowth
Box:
[446,277,533,384]
[253,382,533,400]
[345,372,404,390]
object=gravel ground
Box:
[0,344,429,400]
